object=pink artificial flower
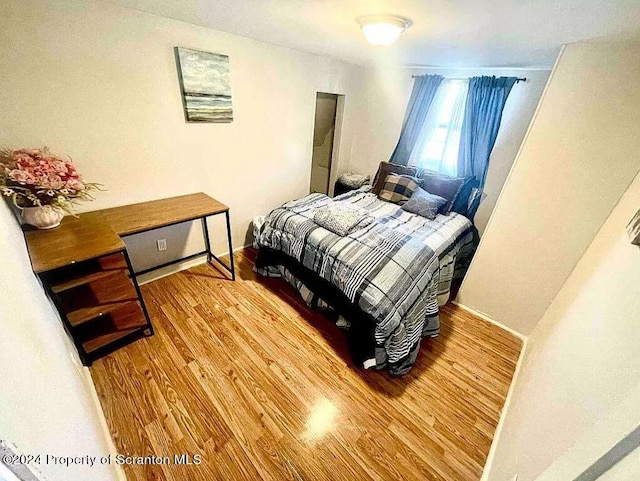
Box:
[44,173,65,190]
[9,169,35,185]
[14,148,43,158]
[66,179,85,192]
[1,147,99,210]
[14,153,35,168]
[52,160,68,174]
[66,165,81,180]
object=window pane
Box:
[424,140,445,161]
[437,82,460,124]
[417,78,467,175]
[432,127,448,143]
[441,131,462,175]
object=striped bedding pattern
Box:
[255,189,473,374]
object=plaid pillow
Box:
[372,161,418,195]
[378,173,420,205]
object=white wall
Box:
[0,202,118,481]
[349,66,549,234]
[458,41,640,336]
[0,0,366,277]
[485,171,640,481]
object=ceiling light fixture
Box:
[356,14,412,46]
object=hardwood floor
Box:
[91,248,522,481]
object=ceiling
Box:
[105,0,640,68]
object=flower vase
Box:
[22,206,64,229]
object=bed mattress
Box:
[254,189,474,375]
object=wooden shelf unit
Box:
[59,270,139,326]
[26,227,153,365]
[78,301,147,353]
[23,193,234,365]
[83,327,141,354]
[48,252,128,293]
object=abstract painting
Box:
[175,47,233,122]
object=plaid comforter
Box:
[256,189,473,374]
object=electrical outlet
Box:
[156,238,167,251]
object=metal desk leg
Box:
[123,249,154,335]
[201,216,212,261]
[225,210,236,281]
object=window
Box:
[409,79,468,176]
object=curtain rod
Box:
[411,75,527,83]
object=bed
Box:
[254,187,474,375]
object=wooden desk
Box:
[86,193,235,279]
[86,192,228,236]
[26,215,125,274]
[24,193,234,365]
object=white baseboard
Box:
[451,301,527,342]
[479,337,528,481]
[137,243,251,285]
[83,368,128,481]
[452,301,530,481]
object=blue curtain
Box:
[457,76,517,187]
[389,75,443,166]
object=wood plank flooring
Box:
[91,248,522,481]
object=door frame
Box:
[310,91,345,196]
